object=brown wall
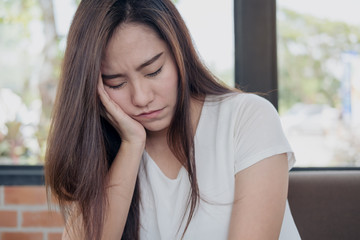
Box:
[0,186,64,240]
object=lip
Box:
[135,108,164,119]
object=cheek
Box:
[169,75,179,101]
[162,66,178,94]
[158,75,178,104]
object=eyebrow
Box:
[102,52,164,80]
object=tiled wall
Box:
[0,186,64,240]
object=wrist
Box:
[120,139,146,152]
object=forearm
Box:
[102,141,144,239]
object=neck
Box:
[146,127,168,147]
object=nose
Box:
[131,80,154,107]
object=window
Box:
[176,0,234,87]
[277,0,360,167]
[0,0,76,166]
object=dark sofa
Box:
[288,170,360,240]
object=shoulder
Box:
[206,92,274,107]
[205,93,277,119]
[233,93,276,110]
[200,93,281,138]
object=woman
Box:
[45,0,301,239]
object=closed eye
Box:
[146,66,162,78]
[107,82,127,90]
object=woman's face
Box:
[101,23,179,134]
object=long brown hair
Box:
[45,0,232,239]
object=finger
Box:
[97,73,105,94]
[105,112,116,126]
[97,74,128,123]
[97,76,117,113]
[97,75,118,119]
[97,76,109,103]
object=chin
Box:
[143,122,170,134]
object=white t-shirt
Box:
[139,93,301,240]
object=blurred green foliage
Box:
[278,8,360,113]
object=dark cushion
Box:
[288,170,360,240]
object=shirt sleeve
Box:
[233,94,296,174]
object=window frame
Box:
[0,165,44,185]
[234,0,278,108]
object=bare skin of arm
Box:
[62,76,146,240]
[228,153,289,240]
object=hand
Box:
[97,75,146,148]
